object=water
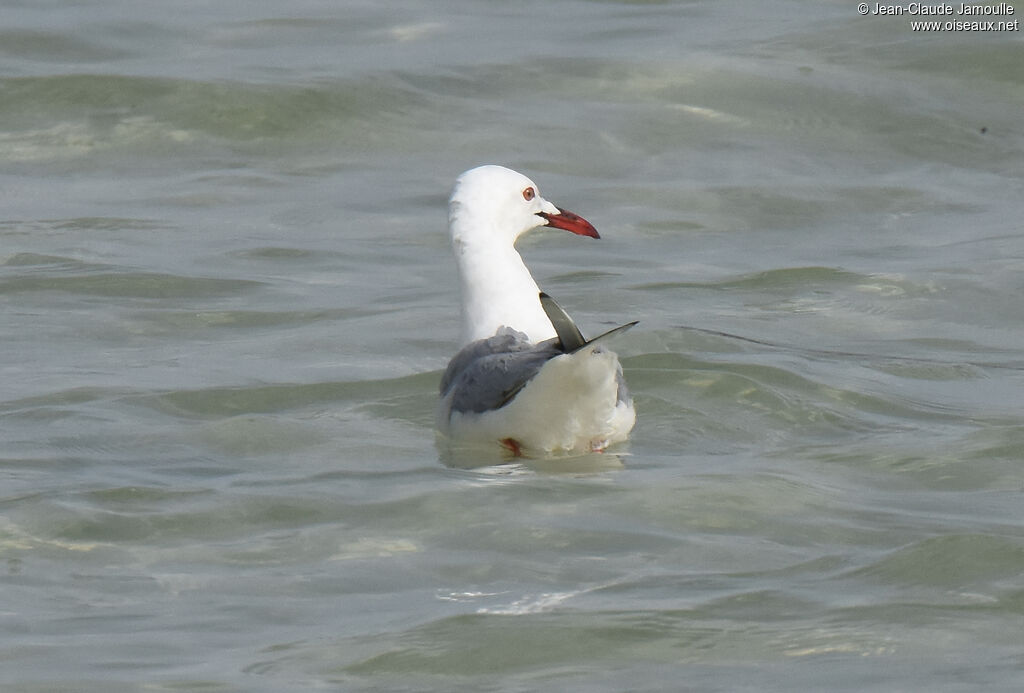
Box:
[2,0,1024,690]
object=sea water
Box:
[2,1,1023,690]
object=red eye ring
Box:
[522,187,535,201]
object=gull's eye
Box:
[522,186,535,201]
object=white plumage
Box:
[436,165,636,456]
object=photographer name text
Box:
[866,2,1013,14]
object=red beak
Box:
[538,208,600,239]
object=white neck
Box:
[453,234,557,345]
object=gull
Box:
[435,165,636,456]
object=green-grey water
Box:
[3,1,1024,691]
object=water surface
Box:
[2,1,1024,691]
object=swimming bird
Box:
[436,165,636,456]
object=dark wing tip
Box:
[569,320,638,354]
[539,292,586,352]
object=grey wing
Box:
[440,329,562,415]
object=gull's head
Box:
[449,165,599,248]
